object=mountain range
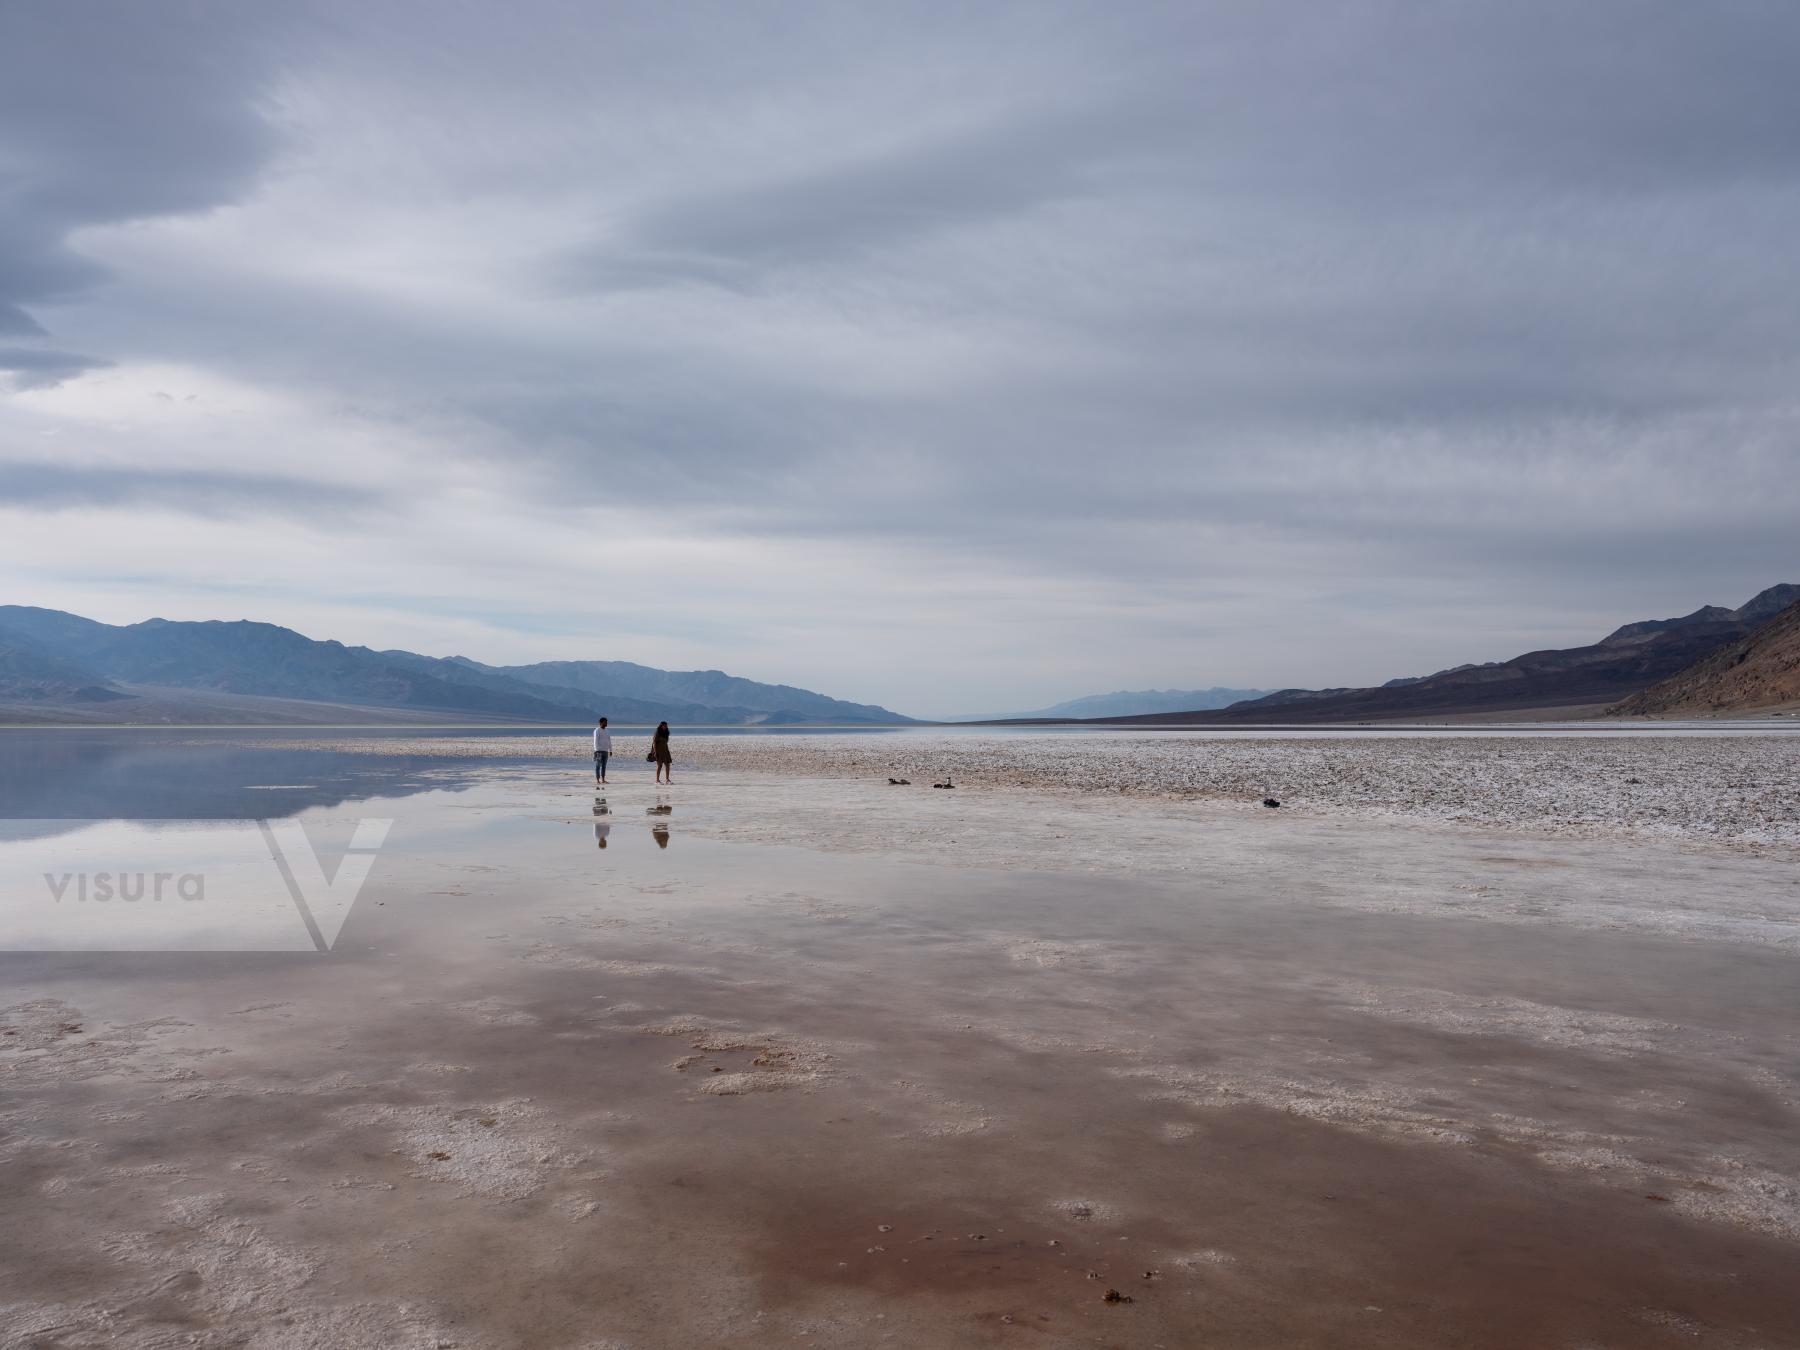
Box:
[1094,583,1799,724]
[954,687,1273,722]
[0,607,913,726]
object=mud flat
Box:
[3,733,1799,1347]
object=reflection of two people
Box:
[589,795,671,849]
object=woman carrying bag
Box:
[650,721,673,784]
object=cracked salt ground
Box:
[331,1098,601,1201]
[0,1189,461,1349]
[3,735,1800,1347]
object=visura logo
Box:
[44,871,206,902]
[5,817,393,952]
[259,817,391,951]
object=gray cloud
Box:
[0,462,375,518]
[0,307,45,337]
[0,347,111,390]
[562,100,1148,291]
[0,2,292,359]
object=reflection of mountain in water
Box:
[0,733,488,839]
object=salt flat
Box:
[277,726,1800,852]
[2,729,1797,1348]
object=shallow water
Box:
[3,737,1798,1347]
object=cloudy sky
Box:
[2,1,1796,717]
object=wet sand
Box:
[3,742,1799,1347]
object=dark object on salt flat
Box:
[1262,797,1281,808]
[933,780,955,789]
[1102,1288,1132,1304]
[887,777,910,785]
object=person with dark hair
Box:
[651,721,673,784]
[592,716,611,784]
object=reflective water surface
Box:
[2,734,1797,1348]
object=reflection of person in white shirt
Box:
[593,717,612,784]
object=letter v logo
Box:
[258,818,392,951]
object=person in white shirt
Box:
[592,717,612,784]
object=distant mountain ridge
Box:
[1104,583,1800,724]
[0,607,914,726]
[1611,597,1800,716]
[958,687,1273,721]
[488,658,901,724]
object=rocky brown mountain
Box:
[1610,598,1800,716]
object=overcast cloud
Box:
[2,1,1796,715]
